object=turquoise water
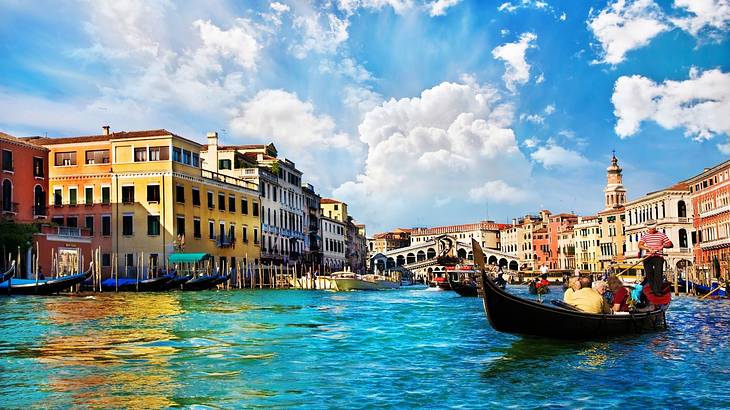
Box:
[1,286,729,409]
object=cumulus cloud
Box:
[523,137,539,148]
[531,144,591,168]
[229,90,364,191]
[612,68,730,140]
[337,0,414,15]
[672,0,730,37]
[521,113,545,124]
[333,80,531,231]
[428,0,461,16]
[588,0,669,65]
[344,86,384,116]
[469,180,531,203]
[270,2,290,13]
[492,32,538,92]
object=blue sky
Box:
[1,0,729,233]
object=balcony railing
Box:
[202,169,258,190]
[57,227,82,237]
[216,237,234,248]
[1,202,18,214]
[700,204,730,219]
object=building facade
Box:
[302,183,322,267]
[321,216,346,269]
[624,182,694,273]
[1,132,49,222]
[410,220,505,256]
[596,154,628,271]
[574,216,600,272]
[687,160,730,276]
[547,213,578,270]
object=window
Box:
[148,215,160,236]
[209,220,215,239]
[122,215,133,235]
[69,188,77,206]
[219,159,232,170]
[172,147,182,162]
[85,150,109,164]
[242,226,248,243]
[66,216,77,228]
[102,215,111,236]
[54,188,62,206]
[176,216,185,236]
[254,227,259,244]
[102,253,111,267]
[149,146,169,161]
[229,195,236,212]
[147,184,160,202]
[192,188,201,206]
[33,157,44,177]
[176,185,185,203]
[253,202,259,217]
[241,198,248,215]
[51,216,64,225]
[101,186,111,204]
[134,147,147,162]
[2,150,12,171]
[85,215,94,235]
[122,186,134,204]
[193,218,201,239]
[85,187,93,205]
[207,191,214,209]
[55,151,77,166]
[182,150,191,165]
[218,193,225,211]
[192,153,200,167]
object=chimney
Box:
[207,131,218,170]
[102,125,111,136]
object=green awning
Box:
[168,253,210,263]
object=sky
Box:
[1,0,729,233]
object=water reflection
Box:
[38,293,183,408]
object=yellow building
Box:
[574,216,600,272]
[34,128,261,277]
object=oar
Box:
[616,253,661,277]
[699,284,725,300]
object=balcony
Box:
[1,202,18,215]
[57,227,82,237]
[216,237,234,248]
[700,204,730,219]
[700,237,730,250]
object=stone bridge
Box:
[370,234,519,280]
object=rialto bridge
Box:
[370,234,520,280]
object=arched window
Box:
[406,253,415,264]
[396,255,405,266]
[1,180,11,212]
[678,200,687,218]
[34,185,45,216]
[426,248,436,259]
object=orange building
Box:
[533,227,550,269]
[1,132,49,222]
[547,213,578,270]
[687,159,730,275]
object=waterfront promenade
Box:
[1,287,728,408]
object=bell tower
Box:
[604,151,626,210]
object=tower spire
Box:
[604,152,626,210]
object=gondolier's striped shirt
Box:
[640,231,671,258]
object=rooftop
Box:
[22,128,201,147]
[0,131,48,151]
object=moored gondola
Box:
[0,263,94,296]
[447,274,478,297]
[100,274,174,292]
[471,239,667,339]
[181,274,219,291]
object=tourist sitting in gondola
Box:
[563,277,581,302]
[565,277,611,314]
[607,275,629,312]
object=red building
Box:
[547,213,578,270]
[687,160,730,276]
[0,132,49,222]
[532,227,550,269]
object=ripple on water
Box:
[0,287,729,408]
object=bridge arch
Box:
[498,258,508,268]
[396,255,405,266]
[488,255,498,265]
[509,260,518,270]
[386,258,395,269]
[457,248,467,259]
[406,253,416,264]
[427,248,436,259]
[417,250,426,261]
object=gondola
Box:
[181,274,219,291]
[690,281,727,297]
[527,281,551,295]
[447,274,478,297]
[471,239,667,339]
[100,274,174,292]
[0,261,16,284]
[209,273,231,287]
[162,274,193,290]
[0,263,94,296]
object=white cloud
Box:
[544,104,556,114]
[334,80,531,231]
[291,13,349,59]
[319,58,373,83]
[531,144,591,168]
[500,29,510,36]
[560,12,567,21]
[270,2,290,13]
[428,0,461,16]
[344,86,384,116]
[469,180,531,203]
[588,0,669,65]
[229,89,363,190]
[672,0,730,38]
[523,137,539,148]
[523,114,545,124]
[193,19,261,70]
[337,0,414,15]
[492,32,538,92]
[612,68,730,140]
[535,73,545,84]
[718,141,730,154]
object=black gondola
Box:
[447,274,478,297]
[181,274,219,291]
[100,274,174,292]
[0,261,16,284]
[0,263,94,296]
[471,239,667,339]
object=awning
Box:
[168,253,210,263]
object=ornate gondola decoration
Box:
[472,239,668,339]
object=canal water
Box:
[1,286,728,409]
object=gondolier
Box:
[638,220,673,296]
